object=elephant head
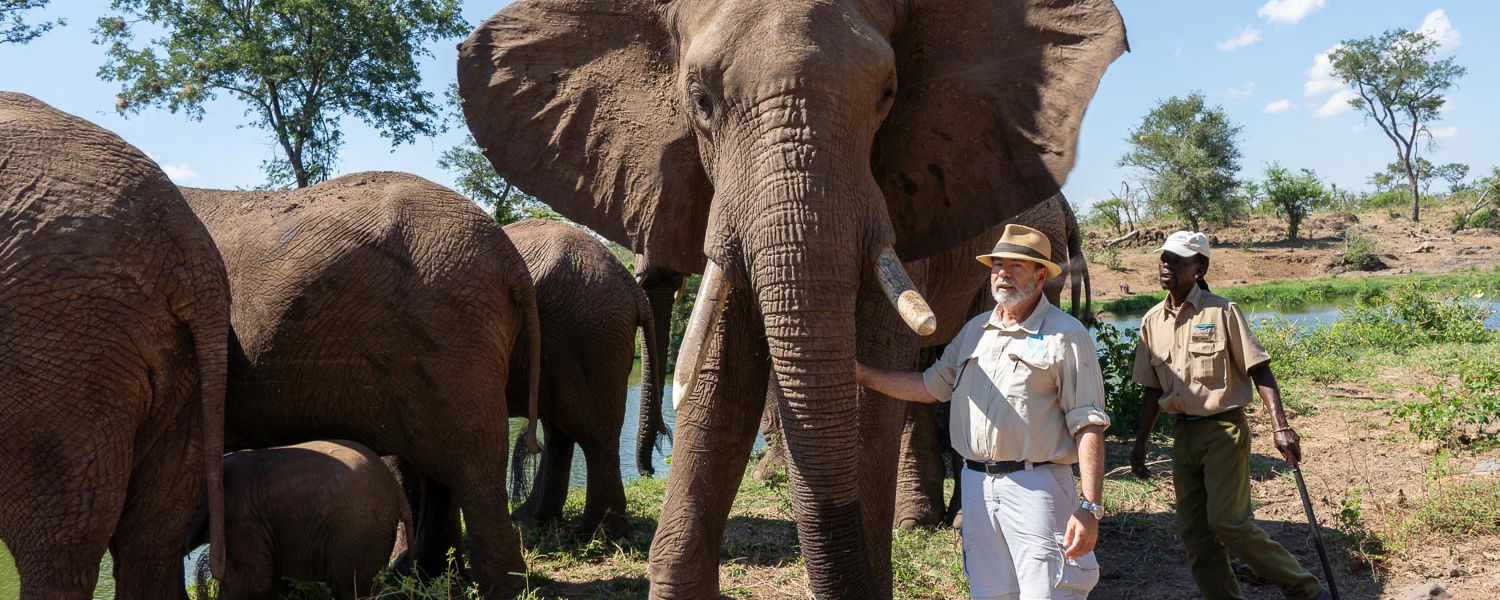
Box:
[459,0,1124,593]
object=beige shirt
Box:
[922,298,1110,465]
[1132,286,1272,416]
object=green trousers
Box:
[1172,409,1321,600]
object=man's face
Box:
[990,258,1045,308]
[1158,251,1203,291]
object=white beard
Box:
[992,275,1042,308]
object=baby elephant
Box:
[188,440,410,600]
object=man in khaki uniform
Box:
[859,224,1109,600]
[1129,231,1330,600]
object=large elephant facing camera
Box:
[458,1,1125,598]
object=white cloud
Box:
[1417,9,1461,54]
[1259,0,1326,24]
[145,151,200,182]
[1304,45,1344,96]
[1263,99,1293,114]
[1430,125,1459,140]
[1313,89,1358,118]
[1218,25,1262,51]
[1352,122,1366,133]
[1173,42,1184,58]
[1225,82,1256,99]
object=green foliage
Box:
[1340,230,1378,271]
[437,139,558,225]
[1393,357,1500,444]
[1,0,61,44]
[1121,91,1245,230]
[1329,28,1466,221]
[1383,477,1500,555]
[1091,322,1149,438]
[95,0,468,188]
[1259,163,1325,240]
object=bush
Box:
[1393,357,1500,444]
[1340,231,1379,271]
[1092,322,1151,438]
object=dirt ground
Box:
[1082,201,1500,306]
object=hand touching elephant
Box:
[459,1,1125,597]
[502,219,665,538]
[180,172,540,598]
[186,440,411,600]
[1,92,228,598]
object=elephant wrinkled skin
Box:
[181,172,539,598]
[187,440,409,600]
[502,219,665,538]
[0,92,228,599]
[459,2,1125,597]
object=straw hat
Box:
[975,224,1062,279]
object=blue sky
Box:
[2,1,1494,215]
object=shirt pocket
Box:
[1189,338,1227,387]
[1004,345,1056,410]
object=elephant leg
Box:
[516,418,572,525]
[893,402,945,530]
[400,469,460,579]
[945,436,964,529]
[446,437,527,598]
[4,437,122,600]
[648,285,769,600]
[576,422,628,538]
[111,374,204,600]
[216,539,275,600]
[749,394,785,482]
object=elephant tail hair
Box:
[633,279,669,477]
[1061,197,1095,327]
[510,430,539,504]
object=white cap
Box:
[1158,230,1210,258]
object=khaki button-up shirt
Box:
[921,298,1110,465]
[1132,286,1271,416]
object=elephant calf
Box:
[503,219,664,537]
[188,440,411,600]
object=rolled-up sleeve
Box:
[921,334,964,403]
[1059,329,1111,434]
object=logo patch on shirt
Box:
[1191,323,1216,343]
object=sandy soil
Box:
[1083,201,1499,306]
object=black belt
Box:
[964,459,1052,475]
[1176,407,1242,423]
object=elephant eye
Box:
[693,91,714,120]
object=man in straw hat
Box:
[859,223,1110,599]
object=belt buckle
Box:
[984,461,1004,475]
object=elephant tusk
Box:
[672,260,727,410]
[876,247,937,336]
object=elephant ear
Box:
[874,0,1127,260]
[458,0,711,273]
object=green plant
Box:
[1333,487,1386,564]
[1091,322,1152,438]
[1340,231,1378,270]
[1393,357,1500,444]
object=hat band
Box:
[988,242,1049,263]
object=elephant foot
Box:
[946,509,964,531]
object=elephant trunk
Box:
[632,268,669,476]
[743,181,876,598]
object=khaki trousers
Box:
[1172,409,1321,600]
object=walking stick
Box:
[1292,465,1341,600]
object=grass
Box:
[1091,266,1500,316]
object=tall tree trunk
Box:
[1406,165,1421,222]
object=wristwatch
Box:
[1078,499,1104,520]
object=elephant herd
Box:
[4,0,1128,599]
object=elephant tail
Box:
[189,291,229,580]
[509,276,542,503]
[1062,197,1095,327]
[633,278,668,477]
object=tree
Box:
[1121,91,1244,231]
[1436,162,1469,194]
[437,140,561,225]
[2,0,62,44]
[95,0,468,188]
[1329,29,1466,222]
[1259,164,1325,240]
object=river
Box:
[3,298,1494,598]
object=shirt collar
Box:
[985,296,1052,334]
[1163,285,1205,320]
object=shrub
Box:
[1393,357,1500,444]
[1092,322,1151,438]
[1340,231,1379,271]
